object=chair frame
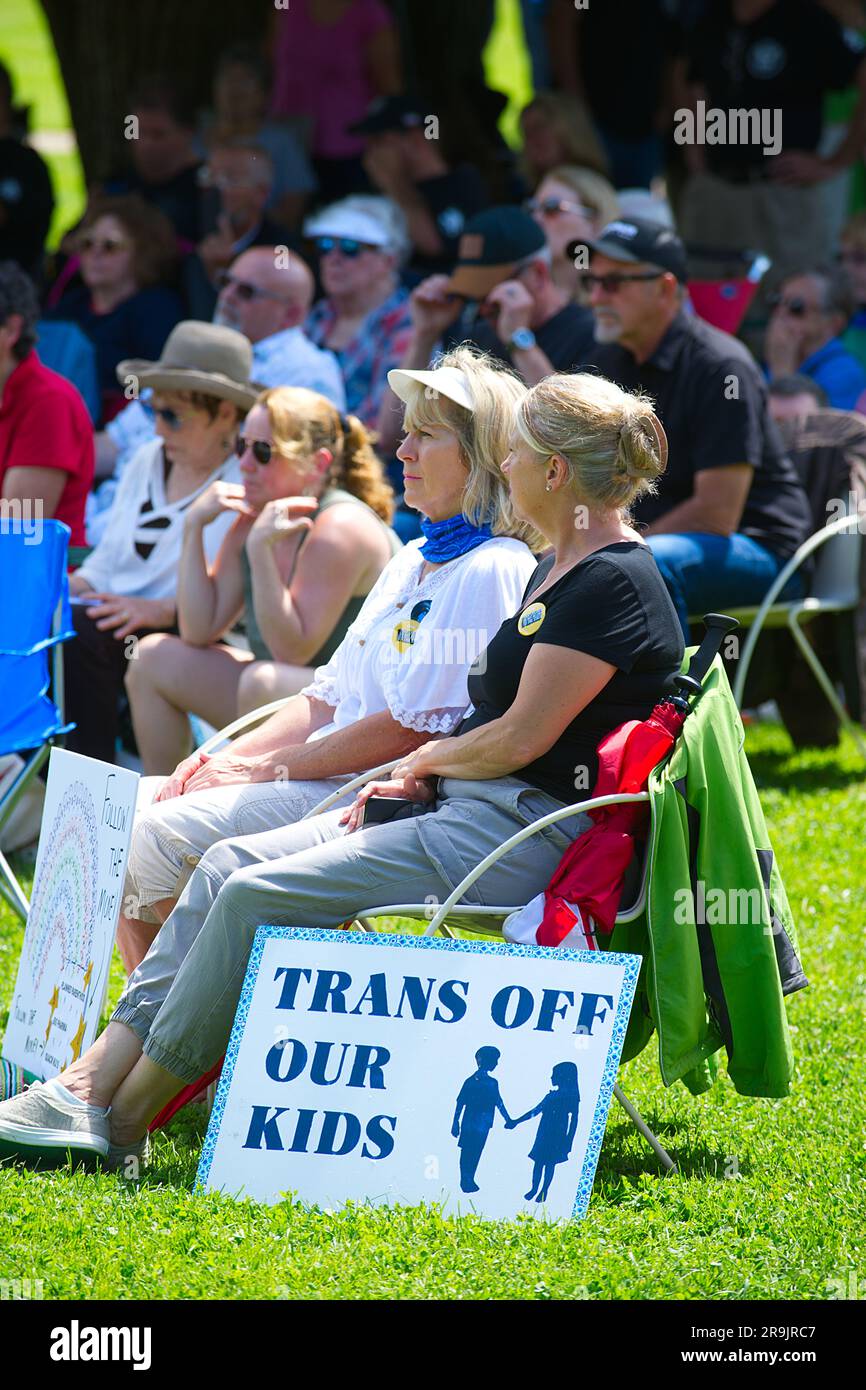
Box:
[299,767,676,1173]
[726,513,866,759]
[0,598,70,920]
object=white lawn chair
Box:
[725,513,866,759]
[300,767,676,1173]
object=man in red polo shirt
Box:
[0,260,93,546]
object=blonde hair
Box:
[258,386,394,522]
[542,165,620,232]
[520,92,609,184]
[516,373,667,514]
[400,346,539,547]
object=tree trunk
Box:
[39,0,263,184]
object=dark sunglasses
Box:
[582,271,666,293]
[216,271,284,302]
[314,236,375,258]
[767,293,813,317]
[79,235,130,255]
[236,435,275,465]
[525,195,594,219]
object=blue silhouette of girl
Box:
[508,1061,580,1203]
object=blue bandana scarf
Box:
[419,514,493,563]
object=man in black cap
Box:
[377,207,595,453]
[577,217,812,637]
[350,95,487,278]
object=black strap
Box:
[523,552,555,603]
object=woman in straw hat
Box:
[0,368,685,1170]
[66,321,258,762]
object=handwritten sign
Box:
[2,749,138,1078]
[198,930,639,1221]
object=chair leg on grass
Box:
[613,1084,677,1173]
[0,848,29,921]
[789,616,866,761]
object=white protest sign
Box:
[198,929,640,1221]
[2,749,138,1078]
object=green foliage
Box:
[1,723,863,1300]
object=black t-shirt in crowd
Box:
[410,164,489,277]
[104,162,206,244]
[0,138,54,278]
[455,301,596,377]
[686,0,864,176]
[457,542,685,802]
[576,0,677,139]
[583,310,813,560]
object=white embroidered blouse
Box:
[303,536,536,739]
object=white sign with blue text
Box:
[198,929,640,1221]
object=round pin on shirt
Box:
[517,600,546,636]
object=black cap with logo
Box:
[348,95,425,136]
[569,218,688,284]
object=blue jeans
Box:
[648,532,803,640]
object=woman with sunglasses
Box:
[126,386,400,779]
[66,322,255,765]
[304,196,413,432]
[527,165,619,297]
[45,195,183,426]
[110,347,536,974]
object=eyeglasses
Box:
[767,293,815,317]
[314,236,376,258]
[216,271,286,303]
[236,435,277,465]
[525,196,594,219]
[79,235,130,255]
[582,271,666,293]
[198,166,260,191]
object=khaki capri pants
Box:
[112,777,590,1085]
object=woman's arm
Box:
[246,502,375,665]
[177,504,247,646]
[407,644,616,783]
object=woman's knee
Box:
[125,632,180,697]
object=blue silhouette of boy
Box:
[451,1046,512,1193]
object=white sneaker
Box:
[0,1082,109,1165]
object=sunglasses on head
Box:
[79,235,129,255]
[525,196,594,219]
[236,435,277,465]
[314,236,375,258]
[215,271,284,302]
[583,270,666,293]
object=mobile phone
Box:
[359,796,417,826]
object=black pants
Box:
[64,608,165,764]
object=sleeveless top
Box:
[240,486,401,665]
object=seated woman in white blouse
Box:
[115,346,538,971]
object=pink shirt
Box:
[270,0,391,159]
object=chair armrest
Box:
[300,760,404,820]
[732,513,862,705]
[196,698,295,755]
[424,792,650,936]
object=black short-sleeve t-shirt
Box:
[457,542,685,803]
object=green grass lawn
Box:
[0,721,864,1301]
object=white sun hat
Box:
[387,365,475,412]
[303,204,393,248]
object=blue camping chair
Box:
[0,519,76,919]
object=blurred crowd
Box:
[2,0,866,770]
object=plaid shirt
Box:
[305,287,413,432]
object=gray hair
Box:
[784,264,855,323]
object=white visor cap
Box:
[303,206,392,249]
[387,365,474,412]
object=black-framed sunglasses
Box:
[235,435,276,465]
[314,236,375,258]
[767,293,814,318]
[582,271,666,293]
[216,271,284,302]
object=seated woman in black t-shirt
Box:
[0,364,688,1167]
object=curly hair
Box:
[77,194,178,290]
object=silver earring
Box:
[545,482,552,492]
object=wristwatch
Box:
[508,326,537,353]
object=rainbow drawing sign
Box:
[198,929,640,1221]
[2,749,138,1079]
